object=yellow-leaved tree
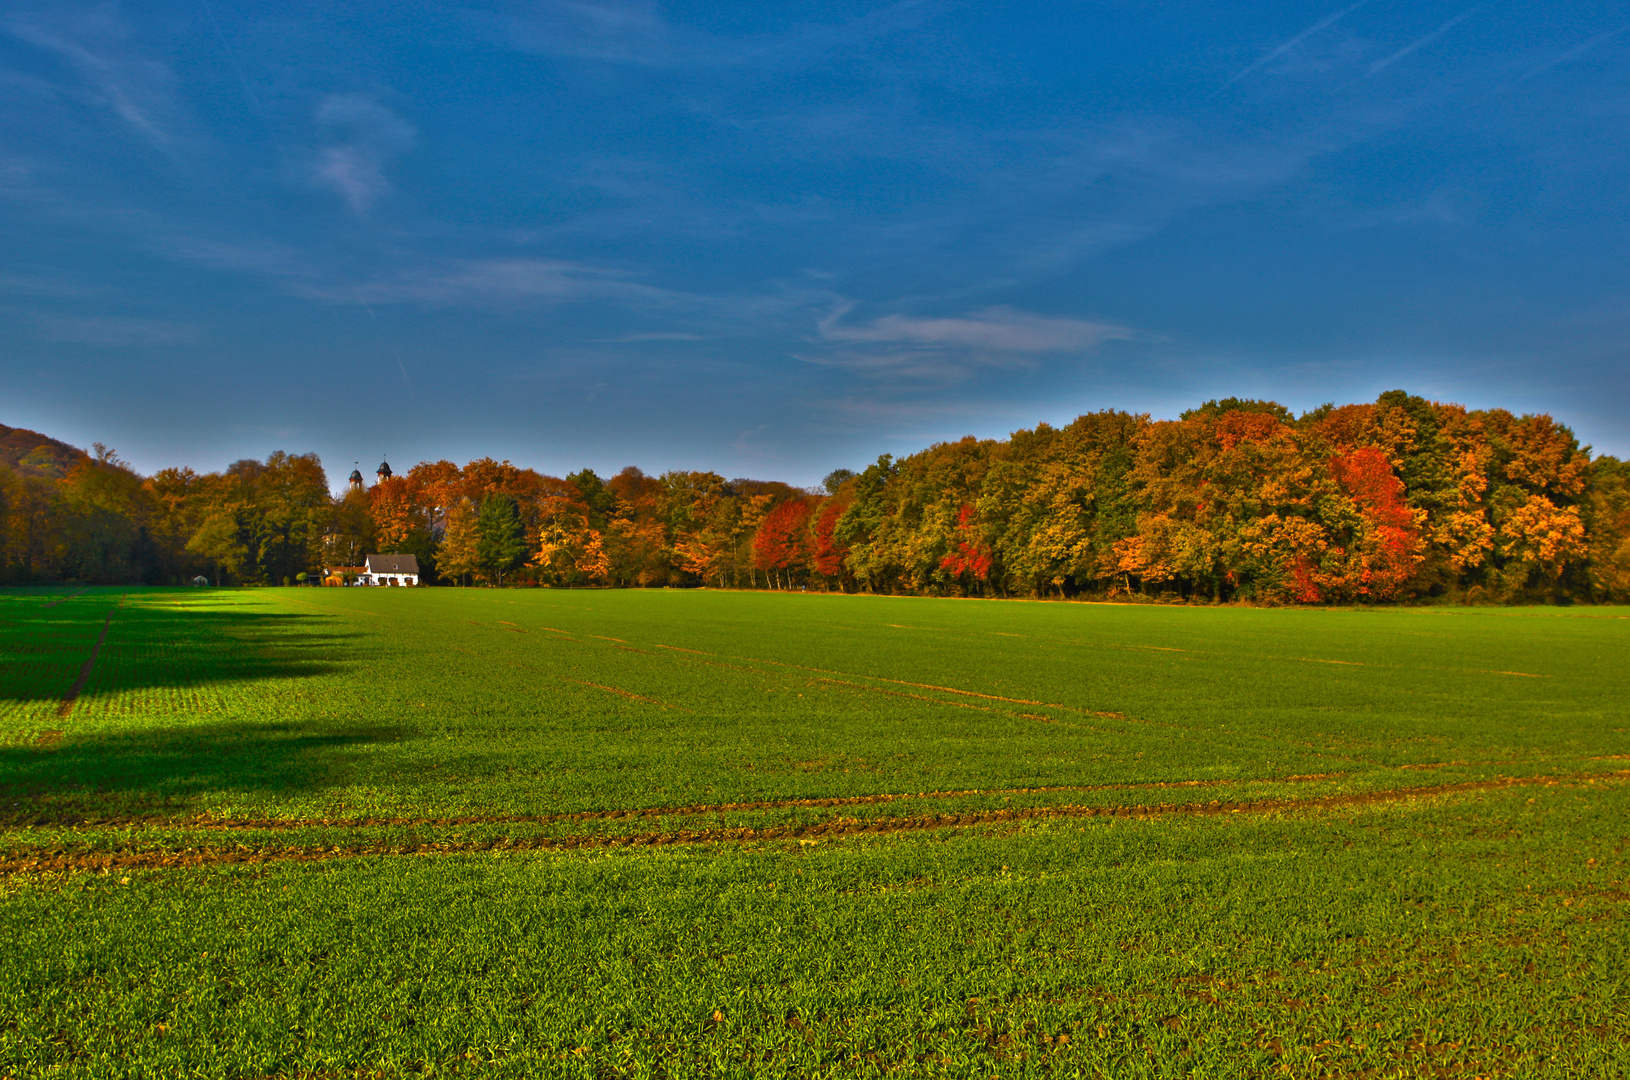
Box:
[436,498,481,586]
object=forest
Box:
[3,390,1628,603]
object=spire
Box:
[348,462,363,491]
[376,457,393,482]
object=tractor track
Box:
[55,600,120,719]
[1,774,1346,830]
[3,770,1623,875]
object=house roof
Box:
[366,553,419,574]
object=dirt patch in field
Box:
[4,771,1623,875]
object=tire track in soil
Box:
[55,600,120,720]
[6,771,1624,874]
[11,774,1347,831]
[446,645,687,712]
[645,642,1375,765]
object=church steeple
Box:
[376,458,393,483]
[348,463,364,492]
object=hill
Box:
[0,423,89,479]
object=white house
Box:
[360,553,420,586]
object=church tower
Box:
[348,464,364,492]
[376,459,393,484]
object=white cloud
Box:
[819,304,1129,352]
[295,257,685,307]
[312,95,416,215]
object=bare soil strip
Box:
[5,772,1623,873]
[5,775,1348,831]
[55,604,117,720]
[38,587,89,609]
[572,678,687,710]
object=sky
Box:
[2,0,1628,489]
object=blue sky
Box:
[3,1,1627,486]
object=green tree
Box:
[476,493,527,586]
[822,468,856,494]
[567,469,616,526]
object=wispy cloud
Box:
[0,270,99,299]
[495,0,950,72]
[495,0,685,66]
[820,304,1128,352]
[4,4,184,150]
[25,311,201,346]
[746,0,942,64]
[294,257,689,308]
[1218,2,1367,91]
[731,423,778,460]
[794,304,1135,396]
[1364,9,1476,79]
[311,95,416,215]
[159,235,318,280]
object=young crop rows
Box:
[2,587,1627,1077]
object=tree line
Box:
[3,390,1628,603]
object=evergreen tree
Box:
[476,493,527,586]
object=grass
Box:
[1,586,1627,1076]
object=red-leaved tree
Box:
[810,497,849,579]
[939,504,993,582]
[753,498,814,585]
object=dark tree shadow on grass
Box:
[0,590,401,823]
[0,720,408,824]
[0,593,358,702]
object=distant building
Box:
[190,575,209,587]
[322,565,365,587]
[377,460,393,483]
[362,553,419,586]
[348,467,364,492]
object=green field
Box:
[2,587,1627,1077]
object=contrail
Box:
[1519,25,1627,82]
[198,0,289,165]
[394,349,414,400]
[1365,9,1476,78]
[1218,1,1367,92]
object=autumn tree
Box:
[1584,456,1630,601]
[532,479,609,585]
[753,498,815,588]
[436,498,481,586]
[810,493,851,586]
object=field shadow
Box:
[0,719,405,823]
[0,598,357,703]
